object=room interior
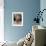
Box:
[0,0,46,46]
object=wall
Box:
[0,0,4,42]
[4,0,40,42]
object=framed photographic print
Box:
[12,12,23,26]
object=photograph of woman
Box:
[12,12,23,26]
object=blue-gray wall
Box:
[4,0,40,42]
[40,0,46,27]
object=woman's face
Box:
[16,15,21,21]
[15,14,21,24]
